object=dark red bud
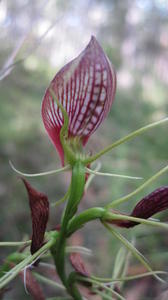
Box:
[108,186,168,228]
[19,268,45,300]
[22,179,49,254]
[70,253,90,277]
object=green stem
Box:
[83,118,168,165]
[67,207,105,236]
[51,161,85,300]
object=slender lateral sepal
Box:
[106,165,168,208]
[83,117,168,165]
[85,167,143,180]
[91,271,167,283]
[103,223,164,282]
[85,161,101,191]
[9,160,70,177]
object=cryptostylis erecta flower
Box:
[42,36,116,165]
[2,34,168,300]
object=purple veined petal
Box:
[108,186,168,228]
[42,35,116,165]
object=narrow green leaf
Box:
[103,223,164,283]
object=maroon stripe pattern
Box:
[22,179,49,254]
[107,186,168,228]
[42,36,116,165]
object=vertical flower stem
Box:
[51,160,85,300]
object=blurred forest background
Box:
[0,0,168,299]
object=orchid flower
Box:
[42,36,116,166]
[12,36,167,178]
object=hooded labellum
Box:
[22,179,49,254]
[42,36,116,165]
[108,186,168,228]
